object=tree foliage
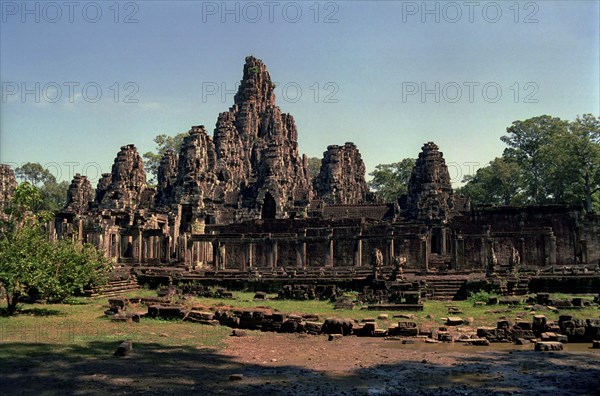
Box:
[501,115,568,204]
[306,157,322,179]
[15,162,56,186]
[0,183,110,315]
[461,114,600,212]
[143,133,187,183]
[14,162,68,211]
[457,157,524,206]
[368,158,416,203]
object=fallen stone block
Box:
[280,320,298,333]
[394,314,415,319]
[108,298,128,310]
[229,374,244,381]
[535,341,563,351]
[328,334,343,341]
[254,291,267,300]
[499,297,522,305]
[374,329,388,337]
[497,320,513,330]
[468,338,490,346]
[446,317,464,326]
[302,314,320,322]
[304,321,323,334]
[592,340,600,349]
[511,329,536,340]
[114,341,132,357]
[438,332,453,342]
[514,321,532,330]
[397,321,417,329]
[231,329,247,337]
[322,318,353,335]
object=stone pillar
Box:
[266,238,275,269]
[387,229,394,266]
[296,231,306,268]
[454,236,464,271]
[273,240,278,268]
[148,236,155,259]
[248,242,254,269]
[354,229,362,267]
[547,231,557,266]
[326,238,334,267]
[420,235,429,273]
[440,227,447,254]
[519,237,525,267]
[212,240,219,271]
[485,238,495,277]
[580,239,588,264]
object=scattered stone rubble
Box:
[104,292,600,348]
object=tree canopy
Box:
[460,114,600,212]
[14,162,69,211]
[368,158,416,203]
[0,183,110,315]
[143,132,187,183]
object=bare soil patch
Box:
[2,333,599,395]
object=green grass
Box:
[0,293,227,359]
[1,290,598,361]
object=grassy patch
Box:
[1,290,598,361]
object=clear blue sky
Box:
[1,1,598,185]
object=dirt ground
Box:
[2,333,599,395]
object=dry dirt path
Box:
[1,333,599,395]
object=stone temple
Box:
[1,56,598,297]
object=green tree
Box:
[14,162,68,211]
[0,183,109,315]
[501,115,569,204]
[143,133,187,183]
[41,180,69,211]
[540,114,600,212]
[306,157,322,179]
[368,158,416,202]
[15,162,56,186]
[457,157,524,206]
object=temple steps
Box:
[420,276,473,301]
[84,279,139,298]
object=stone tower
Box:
[314,142,371,205]
[406,142,456,222]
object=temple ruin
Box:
[1,56,599,298]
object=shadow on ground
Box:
[0,340,599,395]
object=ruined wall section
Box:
[314,142,371,205]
